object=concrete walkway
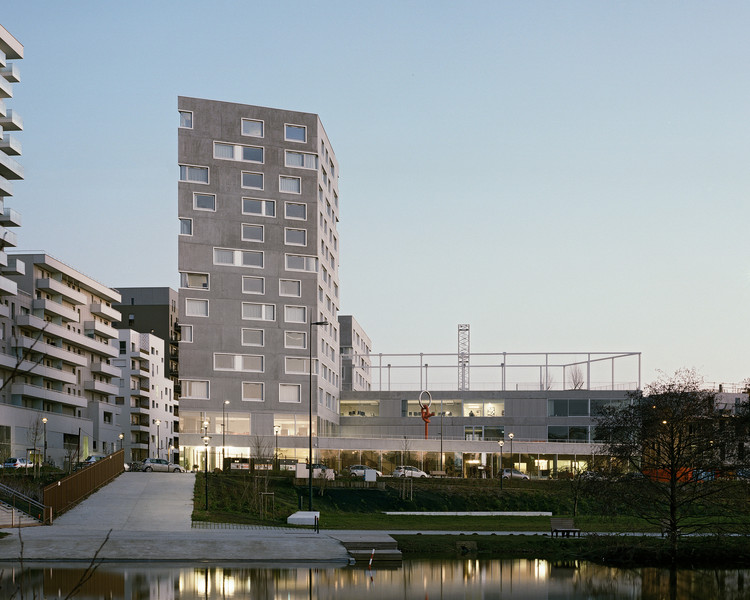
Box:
[0,472,351,565]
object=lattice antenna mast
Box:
[458,324,470,391]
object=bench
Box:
[430,470,447,478]
[550,518,581,538]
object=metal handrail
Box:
[0,481,50,524]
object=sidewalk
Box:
[0,472,351,565]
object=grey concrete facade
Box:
[177,98,341,469]
[339,315,372,392]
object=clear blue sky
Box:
[4,2,750,385]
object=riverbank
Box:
[392,533,750,568]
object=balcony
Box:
[0,110,22,131]
[0,175,12,197]
[91,361,121,377]
[0,76,10,99]
[0,225,17,248]
[0,64,20,83]
[84,380,119,395]
[2,256,23,275]
[36,364,77,386]
[16,315,120,358]
[90,302,120,321]
[11,382,87,409]
[0,151,22,180]
[12,335,88,367]
[0,133,21,156]
[129,423,150,432]
[83,320,118,340]
[32,298,79,322]
[0,274,16,296]
[37,278,87,305]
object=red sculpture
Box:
[419,390,435,440]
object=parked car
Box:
[393,465,429,478]
[83,455,106,466]
[501,468,529,480]
[3,457,32,469]
[139,458,183,473]
[349,464,382,477]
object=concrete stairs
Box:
[0,502,43,528]
[328,532,402,565]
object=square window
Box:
[286,254,317,272]
[242,250,263,267]
[285,124,307,143]
[242,224,264,242]
[179,110,193,128]
[241,328,264,346]
[242,276,264,294]
[242,118,263,137]
[284,305,306,323]
[285,331,306,349]
[279,383,301,403]
[214,142,234,159]
[285,202,307,220]
[179,165,209,184]
[180,324,193,343]
[180,272,209,289]
[185,298,208,317]
[179,218,193,236]
[285,357,310,374]
[242,172,264,190]
[285,228,307,246]
[242,381,264,402]
[279,176,301,194]
[279,279,301,297]
[194,193,216,211]
[242,146,263,162]
[182,380,209,399]
[243,198,275,217]
[285,151,317,169]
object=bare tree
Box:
[569,365,586,390]
[0,324,48,395]
[26,415,44,478]
[595,368,750,561]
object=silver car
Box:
[393,465,429,478]
[501,468,529,480]
[141,458,183,473]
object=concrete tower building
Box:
[177,97,341,469]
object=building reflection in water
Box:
[1,559,749,599]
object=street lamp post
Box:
[155,420,161,459]
[118,433,124,452]
[42,418,47,465]
[273,425,281,471]
[498,441,504,490]
[508,433,514,470]
[203,435,210,511]
[222,400,230,471]
[309,320,328,511]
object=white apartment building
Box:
[113,330,176,463]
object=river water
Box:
[2,558,749,599]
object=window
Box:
[285,151,317,169]
[285,124,307,142]
[241,328,264,346]
[284,305,306,323]
[285,357,310,374]
[214,142,263,163]
[180,324,193,343]
[241,171,264,190]
[243,198,275,217]
[241,224,264,242]
[182,379,209,399]
[242,118,264,137]
[242,381,263,402]
[180,272,209,289]
[285,228,306,246]
[214,248,264,268]
[285,202,307,220]
[179,165,209,184]
[285,331,306,349]
[279,176,301,194]
[214,353,263,372]
[286,254,317,272]
[242,302,275,321]
[185,298,208,317]
[179,110,193,128]
[179,218,193,236]
[279,383,301,403]
[279,279,301,297]
[242,276,264,294]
